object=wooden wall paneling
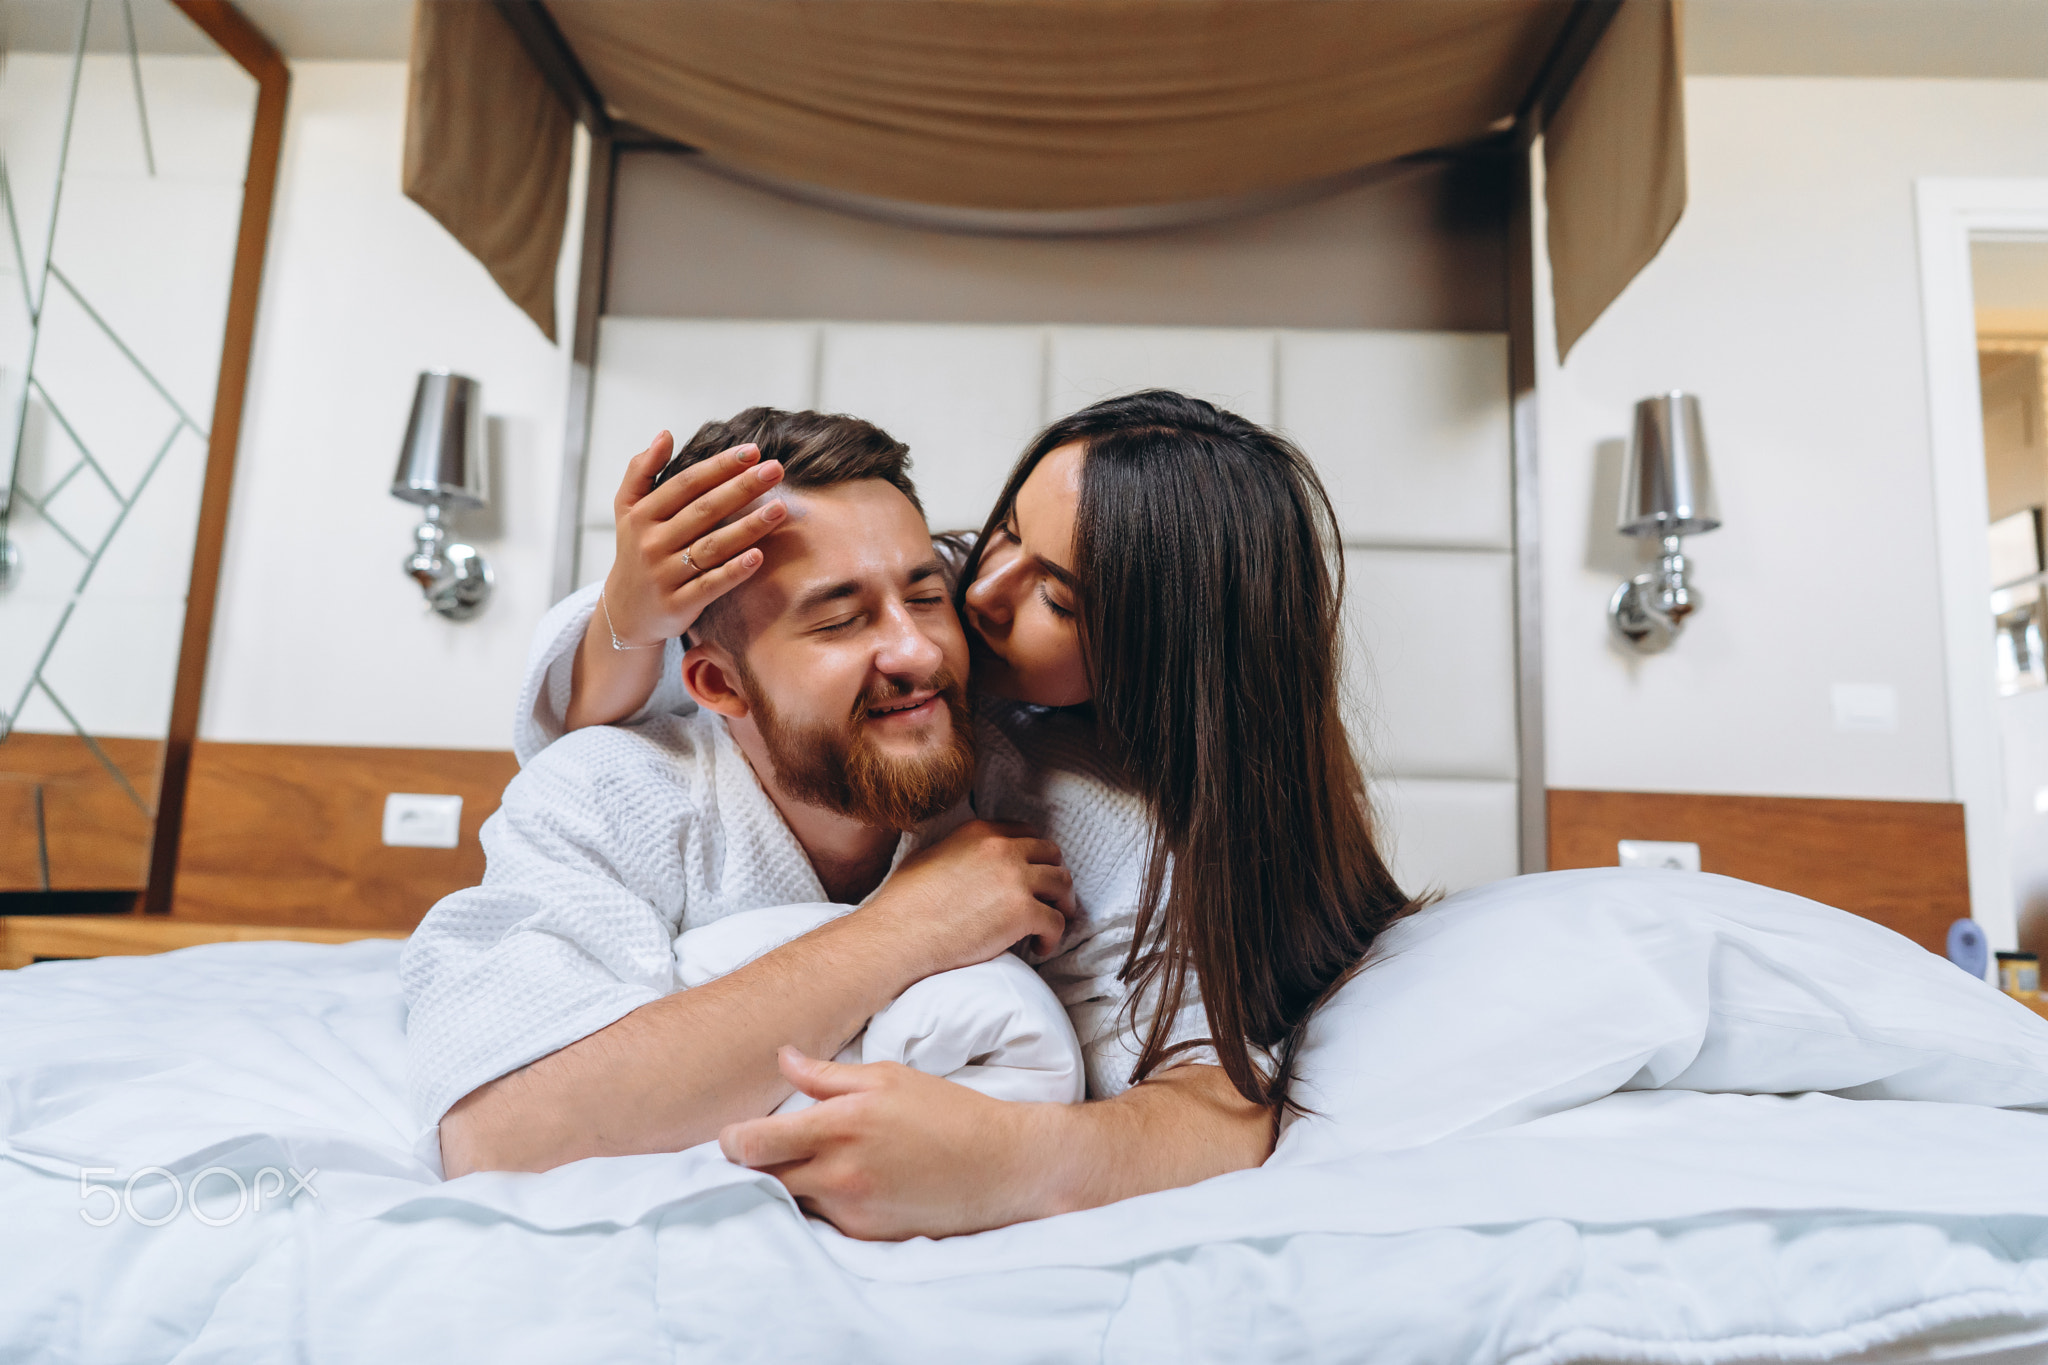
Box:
[0,734,161,890]
[1547,788,1970,953]
[172,741,519,931]
[1,915,407,970]
[146,2,290,915]
[0,780,44,890]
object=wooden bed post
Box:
[551,133,616,603]
[1506,137,1548,877]
[142,2,288,915]
[1502,0,1626,874]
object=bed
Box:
[7,868,2048,1364]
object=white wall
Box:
[1540,76,2048,805]
[1974,240,2048,317]
[198,62,576,751]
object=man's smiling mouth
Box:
[866,693,940,721]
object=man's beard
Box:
[737,662,976,829]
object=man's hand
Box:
[721,1047,1063,1240]
[860,820,1075,977]
[720,1047,1275,1242]
[566,432,790,731]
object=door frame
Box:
[1912,177,2048,949]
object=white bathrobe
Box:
[402,585,1210,1123]
[401,707,1093,1126]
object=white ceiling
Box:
[1684,0,2048,79]
[234,0,413,59]
[5,0,413,59]
[5,2,2045,80]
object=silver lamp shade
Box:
[391,371,491,620]
[391,371,487,510]
[1618,391,1719,538]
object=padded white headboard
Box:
[579,319,1519,897]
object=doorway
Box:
[1913,179,2048,956]
[1972,241,2048,954]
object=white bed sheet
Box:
[4,935,2048,1364]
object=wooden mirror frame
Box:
[139,1,289,914]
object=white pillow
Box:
[1272,868,2048,1167]
[674,904,1085,1111]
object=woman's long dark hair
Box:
[959,390,1421,1114]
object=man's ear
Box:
[682,644,750,719]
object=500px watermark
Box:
[78,1166,318,1227]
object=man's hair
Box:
[668,407,921,648]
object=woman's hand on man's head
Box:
[602,431,790,649]
[565,433,795,733]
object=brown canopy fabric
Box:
[1545,0,1686,357]
[403,1,571,340]
[403,0,1682,356]
[547,0,1573,211]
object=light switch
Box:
[1831,682,1898,733]
[383,793,463,848]
[1617,839,1701,872]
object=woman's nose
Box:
[964,557,1015,630]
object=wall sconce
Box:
[391,371,491,621]
[1609,391,1721,653]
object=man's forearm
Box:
[439,911,929,1176]
[1022,1064,1273,1217]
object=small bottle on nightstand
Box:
[1995,953,2048,1022]
[1997,951,2040,997]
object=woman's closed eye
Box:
[1036,584,1075,620]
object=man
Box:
[402,409,1268,1239]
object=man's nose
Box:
[872,599,946,679]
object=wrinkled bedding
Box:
[6,871,2048,1364]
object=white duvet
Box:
[7,869,2048,1364]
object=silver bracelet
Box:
[599,590,662,651]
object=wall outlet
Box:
[1617,839,1701,872]
[382,793,463,848]
[1831,682,1898,733]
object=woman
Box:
[530,390,1419,1114]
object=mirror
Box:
[0,0,258,904]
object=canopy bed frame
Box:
[398,0,1685,884]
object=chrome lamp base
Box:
[1609,535,1699,654]
[404,505,491,621]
